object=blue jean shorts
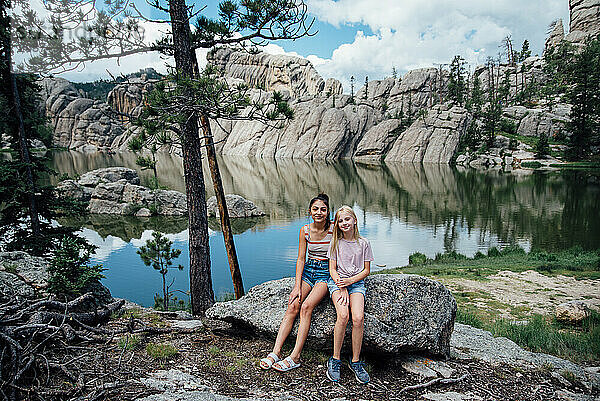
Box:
[327,278,366,297]
[301,259,330,287]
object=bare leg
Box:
[264,280,312,366]
[287,282,328,363]
[331,290,349,360]
[349,293,365,362]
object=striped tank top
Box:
[304,224,333,261]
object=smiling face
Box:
[336,210,356,236]
[310,200,328,224]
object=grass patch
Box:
[121,308,143,319]
[500,132,564,158]
[118,334,141,350]
[208,346,220,356]
[549,162,600,170]
[146,343,178,360]
[383,245,600,280]
[3,263,17,274]
[521,161,543,168]
[456,309,600,363]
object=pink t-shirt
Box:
[327,237,374,278]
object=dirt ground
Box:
[441,270,600,319]
[43,317,593,401]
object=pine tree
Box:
[13,0,315,313]
[137,232,184,311]
[363,76,368,100]
[565,37,600,160]
[447,55,467,105]
[350,75,355,103]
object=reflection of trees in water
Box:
[208,216,265,235]
[50,151,600,250]
[57,215,188,242]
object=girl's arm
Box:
[329,258,340,283]
[289,227,307,305]
[338,261,370,286]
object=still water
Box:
[50,151,600,306]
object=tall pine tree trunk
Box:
[200,115,244,299]
[3,7,40,240]
[169,0,214,314]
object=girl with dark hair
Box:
[260,193,333,372]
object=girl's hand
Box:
[335,277,350,288]
[337,288,349,306]
[288,286,301,306]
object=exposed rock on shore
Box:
[206,274,457,357]
[57,167,188,216]
[207,194,265,218]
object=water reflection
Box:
[49,151,600,251]
[47,151,600,305]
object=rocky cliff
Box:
[41,78,126,152]
[207,47,340,97]
[567,0,600,44]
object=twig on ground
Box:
[398,373,469,393]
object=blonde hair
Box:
[331,205,361,255]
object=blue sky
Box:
[52,0,570,92]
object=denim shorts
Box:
[301,259,330,287]
[327,278,366,297]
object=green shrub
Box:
[500,118,517,135]
[47,236,105,298]
[473,251,486,259]
[408,252,428,266]
[487,247,501,257]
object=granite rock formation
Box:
[207,47,341,97]
[502,104,570,138]
[0,251,112,302]
[567,0,600,45]
[41,78,125,152]
[206,274,457,357]
[206,194,265,218]
[385,104,471,163]
[57,167,188,216]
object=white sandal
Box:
[272,356,301,372]
[259,352,280,370]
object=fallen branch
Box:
[398,373,469,393]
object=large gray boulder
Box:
[354,119,403,161]
[57,167,187,216]
[206,194,265,218]
[385,104,471,163]
[206,274,457,357]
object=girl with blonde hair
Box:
[325,205,372,384]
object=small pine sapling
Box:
[137,232,184,311]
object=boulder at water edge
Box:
[206,274,457,357]
[207,194,265,218]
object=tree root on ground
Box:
[0,293,168,401]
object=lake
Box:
[49,151,600,306]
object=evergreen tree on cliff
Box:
[565,37,600,160]
[12,0,313,313]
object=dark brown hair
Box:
[309,193,331,231]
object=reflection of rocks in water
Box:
[208,216,266,235]
[58,214,188,242]
[50,151,600,250]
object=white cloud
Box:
[303,0,569,92]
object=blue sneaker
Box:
[326,357,341,382]
[349,360,370,384]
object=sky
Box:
[28,0,570,92]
